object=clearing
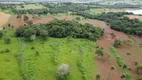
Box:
[0,12,10,30]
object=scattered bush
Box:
[96,74,100,80]
[134,61,138,66]
[114,39,121,48]
[4,37,11,44]
[56,64,71,80]
[27,20,33,25]
[95,47,104,58]
[76,17,81,20]
[5,48,10,53]
[137,66,142,75]
[121,74,126,79]
[127,53,131,56]
[31,46,35,50]
[0,31,3,38]
[35,51,39,56]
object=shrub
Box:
[76,17,81,20]
[0,31,3,38]
[137,75,142,80]
[121,74,126,79]
[35,51,39,56]
[127,53,131,56]
[5,48,10,53]
[4,37,11,44]
[134,61,138,66]
[82,74,88,80]
[114,39,121,48]
[31,46,35,50]
[27,20,33,25]
[137,66,142,75]
[56,64,71,80]
[96,74,100,80]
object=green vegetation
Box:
[75,12,142,37]
[0,29,97,80]
[95,47,104,58]
[113,39,121,48]
[16,4,46,10]
[85,8,126,15]
[110,47,132,80]
[15,20,103,41]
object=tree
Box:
[4,37,11,44]
[40,30,48,41]
[24,15,29,21]
[114,39,121,48]
[110,32,116,38]
[27,20,33,25]
[137,66,142,75]
[95,47,104,59]
[0,31,3,38]
[8,24,11,27]
[76,17,81,20]
[56,64,71,80]
[17,15,22,19]
[96,74,100,80]
[30,34,36,41]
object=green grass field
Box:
[85,8,126,15]
[0,30,96,80]
[16,4,46,10]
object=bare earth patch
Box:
[126,15,142,21]
[84,19,142,80]
[0,12,10,30]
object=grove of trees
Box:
[15,20,104,41]
[75,12,142,37]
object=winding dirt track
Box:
[0,12,10,30]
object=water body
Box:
[126,10,142,15]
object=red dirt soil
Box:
[85,19,142,80]
[8,15,74,29]
[8,15,54,29]
[59,15,74,20]
[126,15,142,21]
[0,12,10,30]
[33,17,54,24]
[85,19,122,80]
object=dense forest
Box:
[15,20,104,41]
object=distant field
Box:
[85,8,126,15]
[16,4,46,10]
[0,30,96,80]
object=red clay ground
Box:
[8,15,55,29]
[59,15,74,20]
[8,15,74,29]
[85,19,142,80]
[0,12,10,30]
[126,15,142,21]
[86,19,123,80]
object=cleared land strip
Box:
[0,12,10,30]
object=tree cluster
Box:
[75,12,142,37]
[15,20,104,41]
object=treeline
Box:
[12,3,89,14]
[74,12,142,37]
[15,20,104,41]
